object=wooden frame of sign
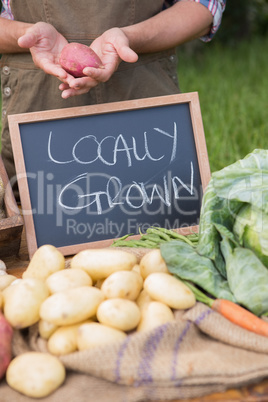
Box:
[8,92,210,258]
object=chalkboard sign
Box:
[8,93,210,258]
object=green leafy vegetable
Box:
[161,149,268,316]
[197,149,268,275]
[196,181,240,277]
[233,204,268,267]
[220,236,268,316]
[160,240,235,302]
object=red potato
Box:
[0,311,13,380]
[59,42,103,77]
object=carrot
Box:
[182,280,268,338]
[0,311,13,379]
[211,299,268,337]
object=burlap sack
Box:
[2,302,268,402]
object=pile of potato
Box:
[0,245,196,398]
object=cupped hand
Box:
[58,28,138,99]
[18,22,72,81]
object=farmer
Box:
[0,0,225,191]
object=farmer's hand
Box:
[58,28,138,99]
[18,21,71,81]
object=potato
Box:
[6,352,65,398]
[0,259,6,272]
[3,278,49,329]
[38,319,58,340]
[46,268,92,294]
[47,320,92,355]
[40,286,104,326]
[59,42,103,78]
[97,298,141,332]
[22,244,65,281]
[70,248,138,281]
[139,249,169,279]
[136,289,153,311]
[77,322,127,351]
[0,274,17,291]
[101,270,143,300]
[9,278,22,286]
[137,301,175,332]
[144,272,196,310]
[132,264,141,275]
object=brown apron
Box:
[1,0,179,186]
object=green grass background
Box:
[177,35,268,173]
[0,36,267,174]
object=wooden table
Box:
[4,229,268,402]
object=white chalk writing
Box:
[47,122,195,214]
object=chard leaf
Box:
[160,241,236,302]
[197,180,241,277]
[220,236,268,316]
[214,222,239,247]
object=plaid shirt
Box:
[1,0,226,42]
[164,0,226,41]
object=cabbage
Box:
[233,204,268,267]
[161,149,268,315]
[197,148,268,274]
[193,149,268,314]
